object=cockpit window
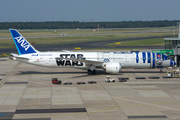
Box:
[162,54,173,60]
[162,54,168,60]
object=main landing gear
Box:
[88,69,96,75]
[88,65,96,75]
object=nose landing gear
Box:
[160,68,163,74]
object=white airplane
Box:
[9,29,176,75]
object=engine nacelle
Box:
[104,62,121,74]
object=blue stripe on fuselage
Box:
[136,52,139,63]
[147,52,151,63]
[152,53,155,68]
[142,52,146,63]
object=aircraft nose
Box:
[174,61,176,66]
[170,59,176,66]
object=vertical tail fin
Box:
[9,29,38,55]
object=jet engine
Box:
[104,62,121,74]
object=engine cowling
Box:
[104,62,121,74]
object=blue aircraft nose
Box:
[174,61,176,66]
[170,59,176,66]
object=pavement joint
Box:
[1,60,180,119]
[0,62,21,87]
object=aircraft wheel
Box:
[92,70,96,75]
[88,69,92,75]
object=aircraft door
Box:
[140,52,150,68]
[110,52,115,62]
[124,55,132,67]
[97,52,103,62]
[139,52,143,65]
[132,52,142,68]
[135,52,140,65]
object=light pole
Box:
[177,22,180,39]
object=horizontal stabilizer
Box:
[15,56,30,60]
[11,53,18,57]
[10,53,29,60]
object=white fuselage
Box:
[14,51,172,69]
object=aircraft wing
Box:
[62,50,73,52]
[55,57,103,65]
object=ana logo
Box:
[32,54,38,56]
[14,37,30,51]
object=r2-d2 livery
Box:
[99,52,176,74]
[9,29,176,75]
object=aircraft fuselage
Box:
[14,51,174,69]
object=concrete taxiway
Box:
[1,57,180,120]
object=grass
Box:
[0,27,178,49]
[0,31,177,45]
[0,26,178,37]
[0,45,15,48]
[0,54,10,57]
[105,38,165,46]
[82,47,144,50]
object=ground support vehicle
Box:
[118,77,128,82]
[77,82,86,84]
[52,78,62,84]
[88,81,97,84]
[135,77,146,79]
[63,82,72,85]
[149,76,160,79]
[105,76,115,83]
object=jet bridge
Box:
[164,22,180,67]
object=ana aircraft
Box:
[9,29,176,75]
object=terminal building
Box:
[164,22,180,67]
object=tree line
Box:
[0,20,179,29]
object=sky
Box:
[0,0,180,22]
